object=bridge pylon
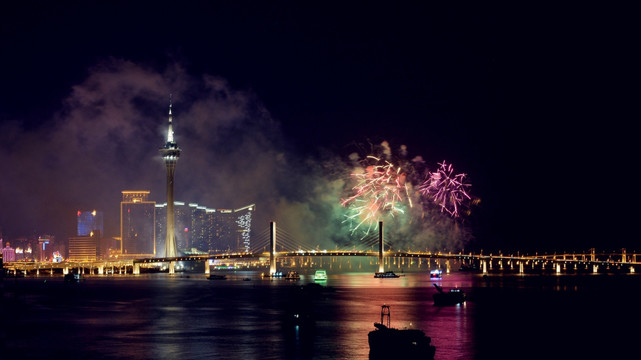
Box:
[378,221,384,273]
[270,221,277,275]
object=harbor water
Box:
[3,271,641,359]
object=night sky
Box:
[0,2,637,253]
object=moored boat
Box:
[374,271,400,278]
[64,273,82,283]
[285,271,300,280]
[368,305,436,359]
[207,274,227,280]
[432,284,466,306]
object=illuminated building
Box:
[68,231,101,261]
[77,210,104,236]
[2,243,16,262]
[120,191,156,257]
[235,204,253,253]
[159,97,181,258]
[37,235,54,262]
[156,202,254,255]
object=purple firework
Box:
[419,161,471,217]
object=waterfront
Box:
[3,271,641,359]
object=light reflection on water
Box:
[5,271,641,359]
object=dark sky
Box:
[0,1,637,253]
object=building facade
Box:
[2,244,16,262]
[68,232,101,261]
[155,202,254,256]
[120,191,156,257]
[77,210,104,236]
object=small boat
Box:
[374,271,400,278]
[285,271,300,280]
[429,269,442,279]
[262,271,284,278]
[432,284,466,306]
[314,269,327,281]
[64,273,82,283]
[368,305,436,359]
[207,274,227,280]
[459,264,479,272]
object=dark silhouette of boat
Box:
[458,264,479,272]
[207,274,227,280]
[285,271,300,280]
[432,284,466,306]
[368,305,436,359]
[374,271,400,278]
[64,273,82,283]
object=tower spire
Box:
[167,94,174,144]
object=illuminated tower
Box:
[159,97,181,258]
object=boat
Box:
[314,269,327,281]
[285,271,300,280]
[64,273,82,283]
[374,271,400,278]
[207,274,227,280]
[459,264,479,272]
[368,305,436,359]
[432,284,466,306]
[262,271,284,278]
[429,269,442,279]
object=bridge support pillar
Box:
[482,260,487,274]
[556,263,561,274]
[622,248,627,263]
[519,261,524,274]
[270,221,277,275]
[63,267,69,275]
[378,221,384,273]
[446,260,451,274]
[630,266,635,273]
[592,264,598,273]
[205,260,210,275]
[98,266,104,275]
[36,268,40,276]
[133,263,140,275]
[169,261,176,274]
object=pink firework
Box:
[419,161,471,217]
[341,156,411,234]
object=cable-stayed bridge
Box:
[4,221,640,276]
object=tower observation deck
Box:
[159,97,181,258]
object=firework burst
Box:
[341,156,412,236]
[418,161,471,218]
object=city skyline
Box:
[0,3,637,253]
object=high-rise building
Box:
[235,204,254,253]
[68,231,101,261]
[159,97,181,258]
[37,235,54,262]
[2,243,15,262]
[77,210,104,236]
[156,202,254,254]
[120,191,156,257]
